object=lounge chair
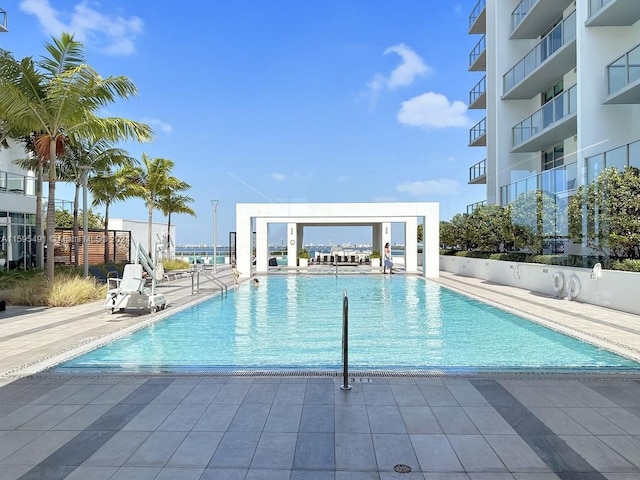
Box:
[104,264,166,314]
[89,266,108,283]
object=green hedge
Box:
[441,250,619,270]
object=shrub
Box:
[1,272,49,306]
[297,248,310,259]
[610,259,640,272]
[370,249,381,259]
[48,274,106,307]
[162,258,190,271]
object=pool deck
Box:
[1,267,640,479]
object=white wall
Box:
[108,218,176,258]
[440,256,640,316]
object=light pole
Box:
[211,200,219,273]
[79,166,90,277]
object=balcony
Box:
[503,10,576,100]
[511,0,574,39]
[512,84,577,153]
[604,43,640,104]
[586,0,640,27]
[469,159,487,185]
[0,170,36,196]
[499,162,578,206]
[469,75,486,109]
[467,200,486,214]
[469,117,487,147]
[469,0,486,34]
[469,34,486,72]
[0,9,6,33]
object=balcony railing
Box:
[467,200,486,215]
[589,0,612,17]
[511,0,537,32]
[469,75,486,108]
[585,138,640,182]
[0,170,36,196]
[512,84,577,148]
[469,117,487,145]
[0,9,6,33]
[469,159,487,183]
[503,10,576,93]
[469,0,486,30]
[499,161,578,206]
[607,43,640,95]
[469,34,486,69]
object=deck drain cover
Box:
[393,464,412,473]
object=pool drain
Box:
[393,464,412,473]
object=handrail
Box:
[340,290,351,391]
[192,264,227,296]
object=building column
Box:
[235,205,252,280]
[372,223,382,254]
[404,216,418,273]
[255,217,269,273]
[424,204,440,278]
[287,222,297,267]
[382,222,391,252]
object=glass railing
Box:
[0,8,6,32]
[469,0,486,29]
[469,159,487,182]
[512,0,538,32]
[585,138,640,182]
[589,0,612,17]
[512,84,577,147]
[0,170,36,196]
[499,161,578,206]
[607,43,640,95]
[467,200,486,214]
[503,10,576,93]
[469,34,486,68]
[470,117,487,144]
[469,75,486,106]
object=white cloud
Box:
[20,0,143,55]
[141,118,172,134]
[272,173,286,181]
[396,179,461,196]
[367,43,430,111]
[397,92,469,129]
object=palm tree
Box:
[59,137,135,266]
[131,154,190,255]
[90,166,143,263]
[0,33,152,280]
[157,193,196,258]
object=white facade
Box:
[468,1,640,227]
[108,218,176,259]
[235,202,439,279]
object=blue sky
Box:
[3,0,484,246]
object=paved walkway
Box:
[1,269,640,479]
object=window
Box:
[542,144,564,171]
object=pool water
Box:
[56,276,640,373]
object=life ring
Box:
[566,275,581,300]
[513,264,521,279]
[552,272,564,293]
[591,263,602,280]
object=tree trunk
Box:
[73,182,80,267]
[35,162,44,270]
[166,212,172,259]
[147,203,153,257]
[103,202,110,264]
[45,140,56,281]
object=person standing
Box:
[383,242,394,274]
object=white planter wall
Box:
[440,256,640,316]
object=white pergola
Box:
[235,202,439,279]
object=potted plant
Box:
[298,248,310,267]
[370,249,381,269]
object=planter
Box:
[370,258,380,269]
[298,258,308,268]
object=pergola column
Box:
[255,217,269,273]
[287,222,297,267]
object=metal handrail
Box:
[340,290,351,391]
[191,264,227,295]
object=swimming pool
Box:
[56,275,639,373]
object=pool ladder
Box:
[341,290,351,391]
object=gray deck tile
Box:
[82,431,150,466]
[211,383,251,404]
[304,382,335,405]
[565,385,621,408]
[250,432,297,469]
[293,432,335,470]
[335,472,381,479]
[27,383,86,405]
[594,408,640,435]
[181,384,224,405]
[422,474,469,480]
[166,431,223,467]
[533,386,589,408]
[0,403,50,430]
[244,382,278,404]
[483,434,551,472]
[58,384,113,405]
[50,404,113,431]
[418,385,459,407]
[0,464,32,480]
[18,404,82,430]
[562,407,627,435]
[463,406,515,435]
[367,405,407,434]
[363,385,396,405]
[149,383,196,404]
[511,474,561,480]
[228,403,271,432]
[335,405,370,433]
[373,433,419,472]
[124,430,187,467]
[193,404,240,431]
[200,467,248,479]
[588,384,640,408]
[300,403,334,433]
[559,435,637,473]
[56,465,118,480]
[501,385,555,408]
[390,385,428,406]
[598,435,640,469]
[245,468,294,479]
[208,431,261,468]
[274,383,307,404]
[0,430,46,461]
[13,465,76,479]
[467,474,515,480]
[447,434,507,472]
[527,407,590,435]
[335,385,366,406]
[409,434,462,472]
[109,466,160,479]
[121,404,175,431]
[264,402,302,432]
[335,432,377,471]
[399,406,442,434]
[2,430,77,466]
[447,386,490,407]
[157,403,207,431]
[154,467,205,479]
[89,384,142,405]
[431,407,479,435]
[290,471,334,480]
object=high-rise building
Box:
[466,0,640,253]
